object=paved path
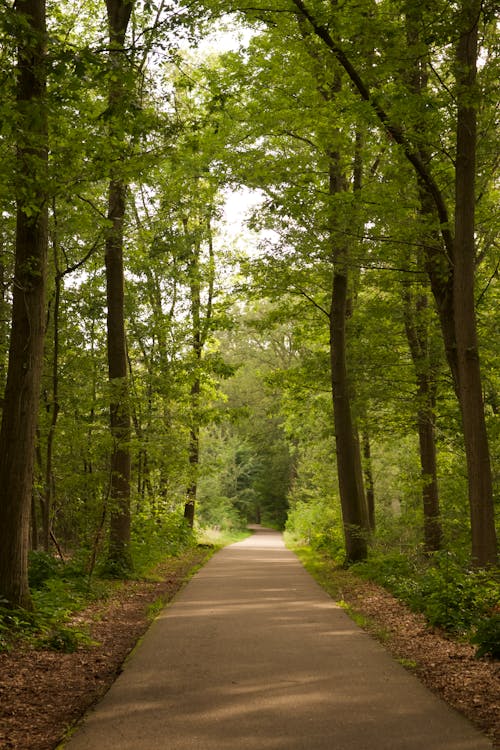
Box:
[63,528,492,749]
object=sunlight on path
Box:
[63,528,492,750]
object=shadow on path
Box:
[63,528,492,750]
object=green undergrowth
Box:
[196,526,252,548]
[288,541,500,660]
[0,521,237,655]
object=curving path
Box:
[62,528,492,749]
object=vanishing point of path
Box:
[63,528,492,750]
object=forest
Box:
[0,0,498,661]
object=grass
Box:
[196,526,252,548]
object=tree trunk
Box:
[402,283,442,553]
[416,374,441,553]
[454,3,497,566]
[104,0,134,573]
[0,0,48,608]
[330,270,369,563]
[326,127,368,563]
[362,431,375,533]
[183,214,215,527]
[105,178,132,572]
[42,249,62,553]
[184,422,199,529]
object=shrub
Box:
[286,497,344,558]
[130,508,195,574]
[471,615,500,660]
[28,551,63,588]
[353,549,499,638]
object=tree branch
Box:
[289,0,454,261]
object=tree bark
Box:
[0,0,48,608]
[330,270,369,562]
[326,114,368,563]
[184,249,202,528]
[105,178,132,571]
[362,431,375,533]
[41,219,63,553]
[104,0,134,573]
[183,215,215,528]
[454,3,497,566]
[402,285,442,553]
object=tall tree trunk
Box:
[362,430,375,533]
[327,124,368,562]
[41,217,63,553]
[105,178,132,571]
[105,0,134,573]
[183,215,215,528]
[0,0,48,608]
[330,270,369,562]
[454,2,497,566]
[402,285,442,553]
[184,412,199,528]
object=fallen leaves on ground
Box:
[334,570,499,748]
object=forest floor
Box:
[0,544,498,750]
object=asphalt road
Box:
[62,528,492,749]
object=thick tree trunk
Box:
[0,0,47,608]
[330,270,369,563]
[402,286,442,553]
[327,133,368,563]
[454,4,497,566]
[104,0,134,573]
[105,178,132,572]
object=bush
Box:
[286,497,344,558]
[353,549,499,638]
[0,601,37,651]
[196,495,245,531]
[28,551,63,589]
[472,614,500,660]
[36,625,94,654]
[130,509,195,574]
[412,556,499,633]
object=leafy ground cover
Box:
[293,546,500,748]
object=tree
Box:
[287,0,497,565]
[103,0,135,573]
[0,0,48,608]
